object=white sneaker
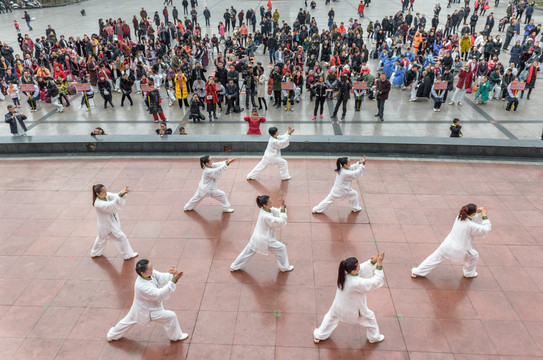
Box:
[281,177,292,181]
[448,102,454,105]
[313,336,320,344]
[368,334,385,343]
[458,102,463,106]
[281,265,294,272]
[172,333,189,341]
[352,207,362,213]
[463,272,478,278]
[223,208,234,213]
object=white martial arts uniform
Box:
[184,161,231,211]
[230,207,291,271]
[107,270,184,341]
[412,213,491,277]
[90,192,137,259]
[314,260,385,342]
[246,132,291,180]
[312,163,365,213]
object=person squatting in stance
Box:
[314,253,386,345]
[312,156,366,214]
[184,155,236,213]
[90,184,138,260]
[230,195,294,273]
[411,203,491,279]
[246,126,294,181]
[107,259,188,342]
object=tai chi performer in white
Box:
[411,203,491,279]
[230,195,294,272]
[312,156,366,214]
[91,184,138,260]
[314,253,386,345]
[246,126,294,181]
[184,155,236,213]
[107,259,188,342]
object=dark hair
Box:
[453,118,460,124]
[268,127,278,136]
[256,195,270,208]
[200,155,210,169]
[135,259,150,276]
[337,257,358,290]
[458,203,477,221]
[335,157,349,172]
[92,184,105,206]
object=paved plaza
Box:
[0,157,542,359]
[0,0,541,139]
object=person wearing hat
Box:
[4,104,27,136]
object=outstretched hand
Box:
[376,252,385,266]
[227,158,236,164]
[121,186,130,196]
[288,126,295,135]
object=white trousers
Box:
[114,78,121,91]
[412,248,479,277]
[410,83,418,100]
[312,189,360,213]
[489,84,501,100]
[450,88,467,104]
[314,309,381,342]
[135,80,141,92]
[107,309,183,341]
[230,240,291,271]
[167,89,176,105]
[184,189,230,211]
[51,95,64,111]
[247,156,290,180]
[90,232,136,259]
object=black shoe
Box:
[380,116,384,121]
[225,111,230,115]
[258,106,263,110]
[374,114,380,117]
[331,114,337,118]
[341,114,345,119]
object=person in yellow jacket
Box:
[174,69,190,109]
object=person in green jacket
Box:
[474,76,490,104]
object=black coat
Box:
[416,75,433,97]
[4,112,27,134]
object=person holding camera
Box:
[331,75,352,120]
[98,75,114,109]
[4,104,28,136]
[245,66,257,109]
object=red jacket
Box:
[244,116,266,135]
[204,83,218,103]
[456,69,472,89]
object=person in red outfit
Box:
[204,77,219,120]
[244,109,266,135]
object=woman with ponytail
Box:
[314,252,386,345]
[184,155,236,213]
[312,156,366,214]
[90,184,138,260]
[411,203,491,278]
[230,195,294,272]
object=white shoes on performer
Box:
[463,272,478,278]
[282,177,292,181]
[352,207,363,213]
[314,334,385,344]
[172,333,189,341]
[281,265,294,272]
[124,252,139,261]
[223,208,234,213]
[368,334,385,344]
